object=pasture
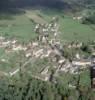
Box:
[0,9,95,43]
[0,9,92,90]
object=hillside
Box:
[0,0,95,11]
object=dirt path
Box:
[25,10,47,24]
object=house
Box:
[72,60,91,66]
[73,16,83,20]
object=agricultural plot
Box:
[25,10,47,24]
[0,9,95,42]
[0,9,93,89]
[0,14,36,43]
[0,9,93,72]
[39,9,95,42]
[60,17,95,42]
[0,51,17,72]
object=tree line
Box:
[0,72,94,100]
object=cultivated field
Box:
[0,9,93,90]
[0,9,95,43]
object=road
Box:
[25,10,47,24]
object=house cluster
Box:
[0,17,95,83]
[31,17,94,81]
[73,16,83,21]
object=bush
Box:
[81,13,95,24]
[80,43,91,54]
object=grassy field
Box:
[0,50,16,72]
[0,9,95,43]
[0,9,93,92]
[0,13,36,43]
[60,16,95,42]
[40,9,95,42]
[0,8,94,75]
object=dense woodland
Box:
[0,73,94,100]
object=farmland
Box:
[0,8,95,100]
[0,9,95,43]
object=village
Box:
[0,17,95,89]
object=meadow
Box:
[0,9,95,43]
[0,9,92,97]
[0,9,94,74]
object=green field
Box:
[60,17,95,42]
[0,13,36,43]
[0,9,95,43]
[0,9,93,98]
